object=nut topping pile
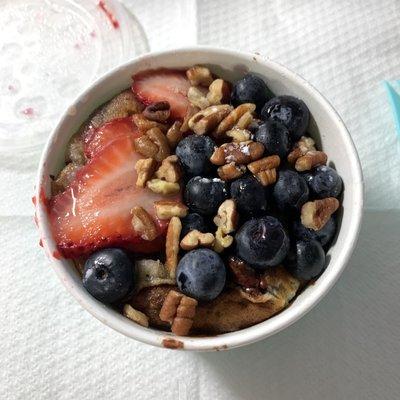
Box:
[48,65,343,337]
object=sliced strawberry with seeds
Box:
[49,136,180,258]
[84,117,141,158]
[131,69,191,120]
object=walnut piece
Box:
[217,162,246,181]
[247,155,280,186]
[295,150,327,172]
[166,121,183,148]
[228,256,259,288]
[154,201,188,219]
[165,217,182,277]
[210,141,264,165]
[132,113,168,133]
[187,86,210,109]
[301,197,340,230]
[155,155,182,183]
[123,304,149,327]
[134,127,170,162]
[146,179,180,195]
[226,128,251,143]
[207,79,231,105]
[215,103,256,137]
[131,206,158,241]
[180,230,215,251]
[213,199,238,234]
[142,101,170,122]
[134,158,157,188]
[186,66,214,87]
[159,290,198,336]
[188,104,233,135]
[287,136,316,164]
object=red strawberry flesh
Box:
[131,69,191,120]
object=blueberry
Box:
[231,73,273,112]
[292,218,336,247]
[175,135,216,176]
[261,96,310,141]
[231,175,267,216]
[285,240,326,280]
[305,166,343,199]
[176,249,226,301]
[235,216,289,270]
[273,170,309,212]
[254,120,290,158]
[184,176,229,216]
[82,248,134,303]
[181,213,208,238]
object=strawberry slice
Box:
[49,136,180,258]
[84,117,141,158]
[131,69,191,120]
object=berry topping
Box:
[175,134,216,176]
[261,95,310,140]
[231,73,273,112]
[230,175,267,216]
[304,166,343,199]
[49,136,180,258]
[235,216,290,270]
[273,170,309,212]
[131,69,191,120]
[254,120,290,158]
[285,240,326,280]
[176,249,226,301]
[184,176,229,216]
[82,248,134,303]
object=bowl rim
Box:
[35,45,364,351]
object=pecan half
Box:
[301,197,340,230]
[188,105,233,135]
[146,179,180,195]
[131,206,158,241]
[217,162,246,181]
[143,101,170,122]
[214,103,256,137]
[165,217,182,277]
[166,121,183,148]
[134,158,157,188]
[154,201,188,219]
[210,141,264,165]
[180,230,215,251]
[295,150,327,172]
[155,155,182,183]
[187,86,210,109]
[123,304,149,327]
[134,127,170,162]
[186,66,214,87]
[206,79,231,105]
[247,155,280,186]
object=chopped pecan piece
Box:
[180,105,200,133]
[133,127,170,162]
[180,230,215,251]
[131,206,158,241]
[247,155,280,186]
[234,111,253,129]
[207,79,231,105]
[301,198,340,230]
[188,105,233,135]
[228,256,259,288]
[213,227,233,253]
[287,136,316,164]
[165,217,182,277]
[187,86,210,109]
[142,101,170,122]
[295,150,327,172]
[132,113,168,133]
[166,121,183,148]
[213,199,238,234]
[146,179,180,195]
[215,103,256,137]
[217,162,246,181]
[123,304,149,327]
[226,128,251,143]
[210,141,264,165]
[134,158,157,188]
[154,201,188,219]
[186,66,214,87]
[155,155,182,183]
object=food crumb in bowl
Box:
[213,344,228,351]
[39,239,43,248]
[162,338,184,349]
[31,196,36,206]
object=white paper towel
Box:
[1,1,400,399]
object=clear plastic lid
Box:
[0,0,149,151]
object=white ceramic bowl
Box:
[35,47,363,351]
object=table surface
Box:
[1,1,400,399]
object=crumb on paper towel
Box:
[21,107,34,117]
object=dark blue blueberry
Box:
[175,135,216,176]
[235,216,290,270]
[231,175,267,216]
[273,170,309,212]
[285,240,326,280]
[231,73,273,112]
[305,166,343,199]
[261,96,310,141]
[184,176,229,216]
[82,248,134,303]
[176,249,226,301]
[254,120,290,158]
[292,218,336,247]
[181,213,208,238]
